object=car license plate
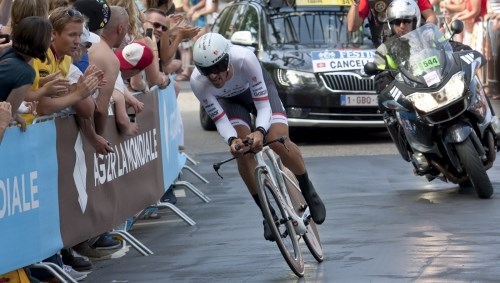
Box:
[340,95,378,106]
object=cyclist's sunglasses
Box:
[196,54,229,76]
[147,20,168,32]
[390,18,413,26]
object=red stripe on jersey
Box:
[213,111,226,122]
[273,112,288,118]
[253,96,269,102]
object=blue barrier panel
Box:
[0,121,62,274]
[157,85,187,189]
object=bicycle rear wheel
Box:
[256,167,304,277]
[283,168,324,262]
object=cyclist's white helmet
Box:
[386,0,421,33]
[193,32,231,76]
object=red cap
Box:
[115,42,154,70]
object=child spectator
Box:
[0,16,52,130]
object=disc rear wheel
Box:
[256,167,304,277]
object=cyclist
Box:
[190,32,326,241]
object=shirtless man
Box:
[88,6,129,135]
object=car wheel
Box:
[199,104,216,131]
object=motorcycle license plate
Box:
[340,95,378,106]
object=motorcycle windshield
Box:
[386,24,454,88]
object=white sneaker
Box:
[63,264,88,281]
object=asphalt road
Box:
[84,82,500,283]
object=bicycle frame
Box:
[255,147,308,235]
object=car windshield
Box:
[386,24,454,87]
[269,9,367,47]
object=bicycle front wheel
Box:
[256,167,304,277]
[284,168,324,262]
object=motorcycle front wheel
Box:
[454,137,494,199]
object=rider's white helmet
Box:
[386,0,421,33]
[193,32,231,76]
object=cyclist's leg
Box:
[218,94,259,195]
[262,67,326,224]
[219,93,279,240]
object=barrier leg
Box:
[181,152,199,165]
[173,180,211,203]
[30,262,77,283]
[155,201,196,226]
[108,230,153,256]
[182,165,209,184]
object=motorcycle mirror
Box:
[364,62,379,76]
[450,20,464,36]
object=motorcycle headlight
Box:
[276,69,319,88]
[406,72,465,113]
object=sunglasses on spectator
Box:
[147,20,168,32]
[390,18,413,26]
[66,9,83,17]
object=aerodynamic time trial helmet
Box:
[193,33,230,76]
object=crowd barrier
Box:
[0,84,195,274]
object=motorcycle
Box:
[365,21,499,199]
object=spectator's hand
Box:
[91,134,114,155]
[39,71,62,87]
[168,13,184,27]
[177,25,201,41]
[186,8,196,20]
[85,65,106,88]
[14,114,27,132]
[44,78,71,97]
[0,37,12,53]
[192,12,201,22]
[125,93,144,114]
[75,67,100,99]
[0,102,12,130]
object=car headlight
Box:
[406,72,465,113]
[276,69,319,88]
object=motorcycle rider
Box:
[372,0,475,162]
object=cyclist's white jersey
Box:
[190,44,272,143]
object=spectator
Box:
[176,0,207,81]
[447,0,487,93]
[33,8,100,116]
[0,101,11,144]
[87,6,130,135]
[0,16,52,131]
[485,0,500,99]
[107,0,170,92]
[347,0,438,47]
[70,1,134,258]
[144,8,198,151]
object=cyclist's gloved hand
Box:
[247,130,264,152]
[229,137,245,157]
